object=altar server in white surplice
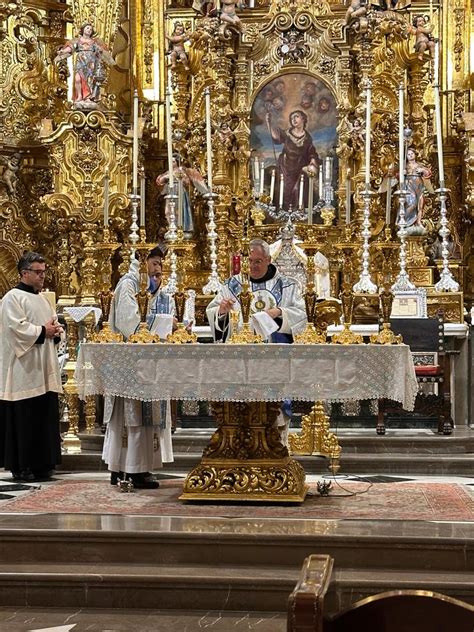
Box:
[0,252,63,483]
[102,247,174,489]
[206,238,307,445]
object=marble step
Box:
[0,562,298,611]
[61,449,474,476]
[0,562,472,612]
[1,519,472,574]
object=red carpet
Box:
[1,479,474,521]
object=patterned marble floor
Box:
[0,607,287,632]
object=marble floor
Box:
[0,608,287,632]
[1,428,473,632]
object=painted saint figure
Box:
[54,23,116,107]
[265,110,320,210]
[403,147,433,231]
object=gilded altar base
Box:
[288,402,341,472]
[180,458,307,503]
[180,401,307,503]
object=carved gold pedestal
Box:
[180,401,307,502]
[288,401,341,472]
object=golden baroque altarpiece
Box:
[0,0,472,501]
[0,0,472,318]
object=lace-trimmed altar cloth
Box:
[76,343,418,410]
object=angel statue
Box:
[0,153,21,196]
[156,157,209,236]
[411,15,436,60]
[54,23,116,109]
[166,22,191,71]
[220,0,244,31]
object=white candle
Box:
[365,81,372,188]
[386,180,392,225]
[325,157,332,184]
[103,167,109,228]
[318,165,323,198]
[254,157,260,191]
[249,0,254,6]
[177,175,183,228]
[298,173,304,208]
[345,173,351,224]
[270,169,275,202]
[433,61,445,184]
[205,87,213,191]
[279,174,284,208]
[132,90,139,192]
[398,81,405,189]
[434,40,439,87]
[260,160,265,196]
[165,88,174,190]
[140,169,146,227]
[307,174,314,224]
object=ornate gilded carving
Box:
[181,401,307,502]
[288,401,341,471]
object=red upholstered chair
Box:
[377,311,453,435]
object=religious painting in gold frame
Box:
[250,73,338,223]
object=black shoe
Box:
[12,469,35,482]
[129,473,159,489]
[32,469,54,481]
[110,471,124,485]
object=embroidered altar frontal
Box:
[76,343,417,410]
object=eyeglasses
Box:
[25,268,47,276]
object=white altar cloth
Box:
[76,343,418,410]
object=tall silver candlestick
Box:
[129,193,140,260]
[353,81,377,294]
[203,192,222,294]
[392,81,416,292]
[432,43,459,292]
[163,186,178,295]
[352,190,377,293]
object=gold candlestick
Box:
[370,239,402,345]
[228,236,263,344]
[333,230,364,345]
[128,254,161,344]
[294,243,326,344]
[167,286,198,344]
[92,289,123,343]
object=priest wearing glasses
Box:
[0,252,63,482]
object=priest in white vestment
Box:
[206,238,307,445]
[0,252,63,482]
[102,247,174,489]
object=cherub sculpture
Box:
[345,0,367,26]
[166,22,191,71]
[220,0,244,31]
[0,153,21,196]
[411,14,436,60]
[54,23,116,108]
